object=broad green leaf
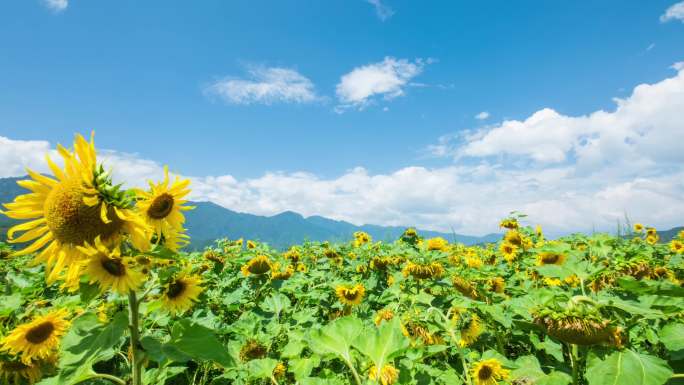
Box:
[585,350,673,385]
[0,293,21,316]
[659,322,684,352]
[289,357,321,380]
[168,319,235,368]
[308,316,363,365]
[352,317,409,371]
[530,332,564,362]
[37,311,128,385]
[261,292,291,316]
[510,355,571,385]
[247,358,279,379]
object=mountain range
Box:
[0,176,501,250]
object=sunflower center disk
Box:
[478,365,493,380]
[101,257,126,277]
[167,280,186,299]
[148,193,175,219]
[25,322,55,344]
[44,179,124,246]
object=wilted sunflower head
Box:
[2,133,150,289]
[452,276,479,299]
[335,283,365,306]
[271,265,294,281]
[283,247,301,263]
[241,255,273,276]
[161,272,203,315]
[0,358,44,385]
[239,339,267,362]
[0,309,70,365]
[533,307,622,346]
[499,218,519,230]
[536,252,566,266]
[471,358,509,385]
[374,309,395,325]
[369,364,399,385]
[402,261,444,280]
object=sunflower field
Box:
[0,133,683,385]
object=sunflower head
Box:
[670,240,684,254]
[161,273,203,315]
[273,362,287,379]
[335,283,365,306]
[136,166,193,240]
[0,358,44,385]
[646,234,659,245]
[426,237,448,251]
[241,255,273,276]
[369,364,399,385]
[352,231,371,247]
[499,218,519,230]
[452,276,479,299]
[537,251,566,266]
[458,313,482,347]
[471,359,509,385]
[633,223,644,233]
[0,309,70,365]
[239,339,267,362]
[78,237,145,294]
[374,309,395,325]
[283,247,301,263]
[489,277,505,293]
[499,242,518,262]
[402,261,443,280]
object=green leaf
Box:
[261,293,291,316]
[659,322,684,352]
[37,311,128,385]
[585,350,673,385]
[289,357,321,381]
[0,293,22,317]
[352,317,409,371]
[247,358,279,379]
[308,316,363,365]
[168,319,235,368]
[510,355,571,385]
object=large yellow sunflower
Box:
[0,309,70,364]
[1,133,150,290]
[335,283,366,306]
[78,237,145,294]
[135,166,193,244]
[471,359,509,385]
[161,272,203,314]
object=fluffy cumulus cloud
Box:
[475,111,490,120]
[661,1,684,22]
[206,67,319,105]
[3,65,684,237]
[43,0,68,12]
[335,57,428,111]
[366,0,394,21]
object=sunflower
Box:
[271,264,294,280]
[374,309,395,325]
[452,276,479,299]
[335,283,365,306]
[0,359,43,385]
[459,313,482,347]
[537,251,566,266]
[402,261,444,280]
[489,277,505,293]
[272,362,287,379]
[670,240,684,254]
[78,237,145,294]
[646,234,659,245]
[369,364,399,385]
[499,218,518,230]
[426,237,448,251]
[247,240,257,249]
[241,255,273,276]
[633,223,644,233]
[161,273,203,314]
[353,231,371,247]
[466,255,483,268]
[239,339,267,362]
[471,359,509,385]
[135,166,192,243]
[0,309,70,364]
[1,133,149,290]
[499,242,518,262]
[534,312,621,346]
[283,247,301,263]
[157,224,190,252]
[646,227,657,237]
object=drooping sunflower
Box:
[499,218,518,230]
[78,237,145,294]
[0,309,70,364]
[161,273,203,314]
[0,359,43,385]
[335,283,365,306]
[452,276,479,299]
[489,277,505,293]
[536,251,566,266]
[459,313,482,347]
[369,364,399,385]
[135,166,193,244]
[402,261,444,280]
[241,255,273,276]
[1,133,150,290]
[471,359,509,385]
[374,309,395,325]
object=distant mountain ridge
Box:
[0,176,500,249]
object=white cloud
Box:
[475,111,490,120]
[661,1,684,22]
[43,0,68,12]
[206,67,319,105]
[366,0,394,21]
[335,57,427,111]
[3,64,684,237]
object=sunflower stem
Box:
[344,359,363,385]
[82,373,127,385]
[570,344,580,385]
[128,290,144,385]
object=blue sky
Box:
[1,0,684,236]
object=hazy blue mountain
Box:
[0,176,502,249]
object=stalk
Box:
[128,291,144,385]
[570,344,580,385]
